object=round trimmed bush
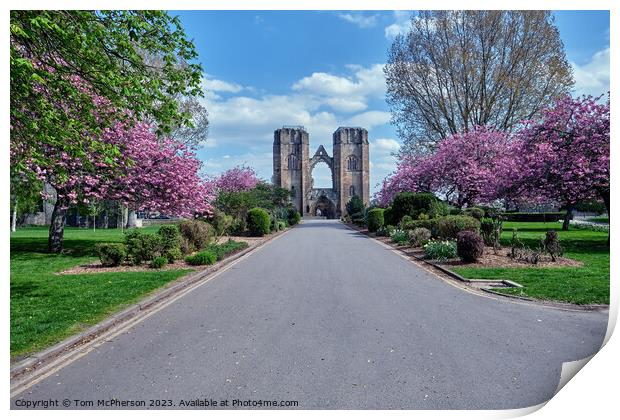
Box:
[150,256,168,269]
[209,209,234,237]
[287,208,301,225]
[480,217,499,246]
[409,227,431,247]
[456,231,484,263]
[124,230,161,265]
[436,215,481,239]
[179,219,212,253]
[464,207,485,220]
[185,250,217,266]
[391,192,443,222]
[247,207,271,236]
[367,208,385,232]
[428,200,449,218]
[383,206,397,226]
[399,214,413,227]
[96,243,126,266]
[157,225,182,262]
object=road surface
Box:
[12,220,608,409]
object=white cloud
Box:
[202,77,244,93]
[325,97,368,113]
[201,93,336,146]
[369,138,401,194]
[292,64,385,113]
[347,111,391,129]
[372,138,400,153]
[572,48,610,97]
[201,151,273,180]
[337,12,379,28]
[385,11,411,39]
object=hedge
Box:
[500,212,566,223]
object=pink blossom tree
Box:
[509,94,610,230]
[377,127,514,208]
[24,120,213,252]
[213,166,259,193]
[376,155,433,207]
[107,123,214,219]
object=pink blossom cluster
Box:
[24,121,215,217]
[507,94,610,208]
[377,94,610,211]
[212,166,259,193]
[377,127,515,208]
[106,123,215,217]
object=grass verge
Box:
[10,226,191,358]
[449,222,609,305]
[586,216,609,224]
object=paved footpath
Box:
[12,220,608,409]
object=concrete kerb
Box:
[344,223,608,313]
[10,227,292,380]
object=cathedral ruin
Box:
[273,126,370,219]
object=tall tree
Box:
[507,95,610,230]
[385,11,574,154]
[377,127,515,208]
[10,11,204,252]
[169,96,210,148]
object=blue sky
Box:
[173,10,610,193]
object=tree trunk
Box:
[93,214,96,232]
[562,205,574,231]
[126,210,137,228]
[48,198,68,253]
[11,199,17,232]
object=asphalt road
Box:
[12,220,608,409]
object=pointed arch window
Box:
[349,185,355,196]
[288,154,300,170]
[347,155,358,171]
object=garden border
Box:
[344,222,608,313]
[10,225,294,387]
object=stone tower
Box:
[273,126,310,213]
[273,126,370,219]
[332,127,370,214]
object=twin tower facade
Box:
[273,126,369,219]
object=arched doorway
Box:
[314,195,336,219]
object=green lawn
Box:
[450,222,609,305]
[586,216,609,224]
[10,226,192,359]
